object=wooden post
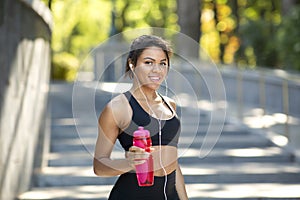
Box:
[282,79,290,140]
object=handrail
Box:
[93,47,300,142]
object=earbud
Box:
[129,63,133,70]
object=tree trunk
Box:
[282,0,298,15]
[213,1,224,63]
[176,0,201,59]
[229,0,239,33]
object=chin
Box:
[146,83,161,90]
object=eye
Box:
[145,61,153,66]
[160,62,167,67]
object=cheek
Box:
[161,70,168,78]
[134,67,146,76]
[133,68,148,81]
[135,66,154,74]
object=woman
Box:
[93,35,188,200]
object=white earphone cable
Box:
[160,80,168,200]
[131,65,168,200]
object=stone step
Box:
[27,83,299,200]
[181,162,300,184]
[18,183,300,200]
[181,124,250,136]
[49,122,246,139]
[47,146,293,167]
[34,167,117,187]
[171,132,272,148]
[179,146,294,164]
[34,162,300,187]
[50,126,97,139]
[49,133,274,153]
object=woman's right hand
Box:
[126,146,151,168]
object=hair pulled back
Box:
[125,35,173,79]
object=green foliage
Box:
[235,1,300,71]
[276,5,300,70]
[47,0,178,81]
[237,19,279,67]
[51,52,80,81]
[49,0,111,80]
[44,0,300,79]
[234,0,281,68]
[113,0,178,33]
[51,0,111,57]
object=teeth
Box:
[149,76,160,81]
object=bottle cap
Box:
[133,126,150,137]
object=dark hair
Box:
[125,35,173,78]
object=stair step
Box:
[34,163,300,187]
[47,146,293,167]
[50,126,97,139]
[18,185,112,200]
[179,146,294,163]
[179,133,273,149]
[49,133,273,153]
[19,83,299,200]
[18,183,300,200]
[35,167,117,187]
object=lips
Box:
[149,76,160,82]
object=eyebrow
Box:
[143,57,167,62]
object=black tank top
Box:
[118,91,181,151]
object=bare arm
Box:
[93,101,133,177]
[176,164,188,200]
[93,96,149,177]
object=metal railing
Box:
[92,44,300,142]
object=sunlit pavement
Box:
[18,82,300,200]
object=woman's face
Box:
[133,46,169,90]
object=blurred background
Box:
[44,0,300,81]
[1,0,300,200]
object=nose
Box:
[152,64,161,72]
[152,63,166,71]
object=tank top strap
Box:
[118,91,181,151]
[123,91,145,114]
[123,91,132,102]
[123,91,152,125]
[158,93,175,115]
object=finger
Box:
[134,152,150,160]
[129,146,145,153]
[149,147,155,153]
[126,151,150,167]
[126,156,146,168]
[127,151,150,159]
[133,159,146,165]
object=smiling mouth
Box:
[149,76,160,82]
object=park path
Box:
[19,82,300,200]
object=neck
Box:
[130,86,159,102]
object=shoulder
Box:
[161,95,177,111]
[102,93,130,117]
[99,93,131,128]
[108,93,129,108]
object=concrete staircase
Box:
[18,83,300,200]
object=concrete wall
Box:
[0,0,52,199]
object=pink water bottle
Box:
[133,126,154,186]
